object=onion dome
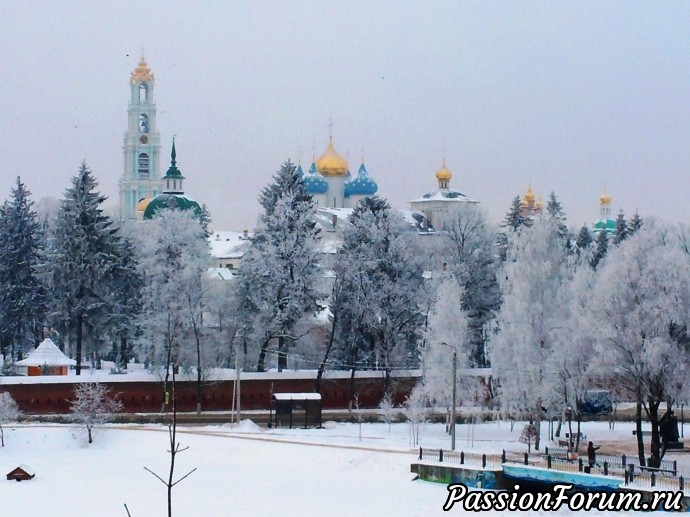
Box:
[599,192,612,205]
[435,159,453,182]
[316,137,349,177]
[143,194,202,220]
[345,162,378,197]
[303,162,328,194]
[130,56,155,84]
[523,183,535,204]
[136,197,151,213]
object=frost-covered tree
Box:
[629,211,643,236]
[591,229,609,269]
[589,223,690,467]
[613,209,628,245]
[490,216,571,450]
[502,195,526,232]
[69,382,123,444]
[546,191,568,240]
[0,391,20,446]
[334,196,425,393]
[47,163,129,374]
[238,161,322,372]
[575,224,593,251]
[0,177,46,361]
[135,209,210,411]
[438,205,500,366]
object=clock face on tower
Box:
[140,135,149,144]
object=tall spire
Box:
[171,137,177,166]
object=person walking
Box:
[587,441,600,469]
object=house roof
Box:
[15,338,76,367]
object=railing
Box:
[544,446,678,475]
[417,448,503,469]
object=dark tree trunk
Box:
[647,398,662,468]
[75,313,83,375]
[316,310,337,393]
[277,336,287,372]
[119,335,128,369]
[257,338,270,373]
[636,401,646,467]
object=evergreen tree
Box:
[238,161,322,372]
[0,177,46,361]
[591,229,609,269]
[47,162,126,374]
[334,196,425,394]
[614,209,628,245]
[502,195,526,231]
[629,211,643,236]
[546,191,569,240]
[575,224,593,251]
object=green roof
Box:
[143,194,202,220]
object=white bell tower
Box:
[119,56,164,220]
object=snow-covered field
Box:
[0,419,686,516]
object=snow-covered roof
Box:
[15,338,76,367]
[209,231,252,259]
[272,393,322,401]
[207,267,234,280]
[410,188,479,204]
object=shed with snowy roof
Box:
[270,393,322,429]
[7,464,35,482]
[15,338,76,376]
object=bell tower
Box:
[119,56,164,220]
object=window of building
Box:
[138,153,150,178]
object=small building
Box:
[15,338,76,376]
[270,393,322,429]
[7,465,35,482]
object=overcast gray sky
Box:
[2,1,689,230]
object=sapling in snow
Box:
[0,391,20,446]
[69,382,123,444]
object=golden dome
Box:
[435,159,453,182]
[130,57,155,84]
[599,192,612,205]
[523,184,535,204]
[534,196,544,209]
[136,197,151,212]
[316,137,349,177]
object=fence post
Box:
[460,451,464,465]
[624,469,629,485]
[603,461,608,476]
[578,458,583,472]
[419,447,422,461]
[680,476,684,491]
[622,454,626,468]
[547,455,552,469]
[629,465,635,482]
[674,460,678,476]
[502,450,506,463]
[524,452,528,465]
[545,446,549,456]
[482,454,487,468]
[439,449,443,462]
[651,471,656,488]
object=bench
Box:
[558,439,572,448]
[632,430,652,437]
[638,465,676,476]
[565,432,587,440]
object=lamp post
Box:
[440,342,458,451]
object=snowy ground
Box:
[0,418,686,516]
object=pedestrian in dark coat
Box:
[587,441,600,468]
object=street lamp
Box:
[439,342,458,451]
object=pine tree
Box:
[591,229,609,269]
[546,191,569,240]
[0,177,46,361]
[614,209,628,245]
[575,224,593,251]
[334,196,425,393]
[47,162,126,374]
[629,211,643,236]
[238,161,322,372]
[503,195,525,231]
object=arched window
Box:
[138,153,149,178]
[138,114,149,133]
[139,83,148,102]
